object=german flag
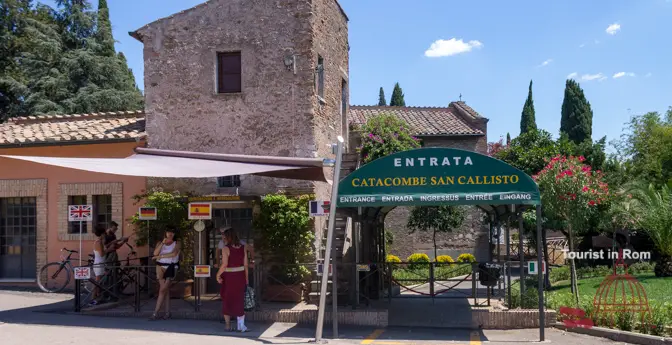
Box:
[189,203,211,217]
[139,207,156,218]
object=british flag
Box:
[68,205,92,221]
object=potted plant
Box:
[254,194,314,302]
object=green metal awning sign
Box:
[337,148,541,207]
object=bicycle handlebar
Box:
[61,248,78,254]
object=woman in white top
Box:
[90,225,107,305]
[150,225,181,320]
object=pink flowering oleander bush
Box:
[357,114,421,164]
[533,155,610,222]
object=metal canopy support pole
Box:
[535,205,545,342]
[488,214,494,262]
[518,207,525,304]
[79,221,83,266]
[315,136,344,342]
[505,207,511,308]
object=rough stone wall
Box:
[137,0,348,258]
[384,135,490,262]
[138,0,319,195]
[308,0,349,256]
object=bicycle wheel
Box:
[37,262,71,293]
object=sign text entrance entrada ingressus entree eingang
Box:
[336,149,541,207]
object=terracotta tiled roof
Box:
[0,110,146,146]
[348,102,485,136]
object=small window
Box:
[93,195,112,230]
[217,175,241,188]
[217,52,241,93]
[68,195,88,234]
[316,55,324,99]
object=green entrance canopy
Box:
[337,148,540,207]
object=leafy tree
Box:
[557,133,607,172]
[407,206,466,260]
[358,114,420,163]
[378,87,386,106]
[390,82,405,106]
[0,0,33,119]
[560,79,593,144]
[520,80,537,134]
[534,155,610,305]
[495,129,558,176]
[0,0,143,118]
[487,136,506,157]
[628,183,672,277]
[614,108,672,187]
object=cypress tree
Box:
[95,0,114,56]
[560,79,593,144]
[390,82,405,106]
[506,132,511,145]
[520,80,537,134]
[378,87,386,106]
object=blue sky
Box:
[41,0,671,148]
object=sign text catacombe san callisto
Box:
[336,148,541,208]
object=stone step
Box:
[307,291,349,305]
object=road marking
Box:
[470,331,481,345]
[370,342,403,345]
[361,329,386,344]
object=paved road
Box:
[0,289,634,345]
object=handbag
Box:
[244,285,256,311]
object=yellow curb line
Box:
[361,329,386,344]
[470,331,481,345]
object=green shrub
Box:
[436,255,454,264]
[646,303,672,336]
[550,266,570,283]
[358,114,421,164]
[457,253,476,263]
[386,254,401,263]
[629,262,655,274]
[616,310,635,331]
[407,253,430,263]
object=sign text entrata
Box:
[337,148,540,207]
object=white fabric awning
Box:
[1,148,331,183]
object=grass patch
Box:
[548,273,672,305]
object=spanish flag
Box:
[189,203,211,217]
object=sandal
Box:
[149,313,160,321]
[162,312,171,320]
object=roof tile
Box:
[348,103,484,136]
[0,110,146,146]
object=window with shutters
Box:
[217,52,242,93]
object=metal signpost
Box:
[189,202,211,310]
[138,207,157,296]
[68,205,93,266]
[315,136,344,342]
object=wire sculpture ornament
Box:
[592,248,651,327]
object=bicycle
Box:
[37,248,96,293]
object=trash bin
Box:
[478,263,501,286]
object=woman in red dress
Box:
[216,228,249,332]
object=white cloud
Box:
[579,43,586,48]
[606,23,621,35]
[424,38,483,57]
[581,73,607,81]
[645,72,652,77]
[538,59,553,67]
[567,72,578,79]
[613,72,636,78]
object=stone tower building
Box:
[130,0,349,243]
